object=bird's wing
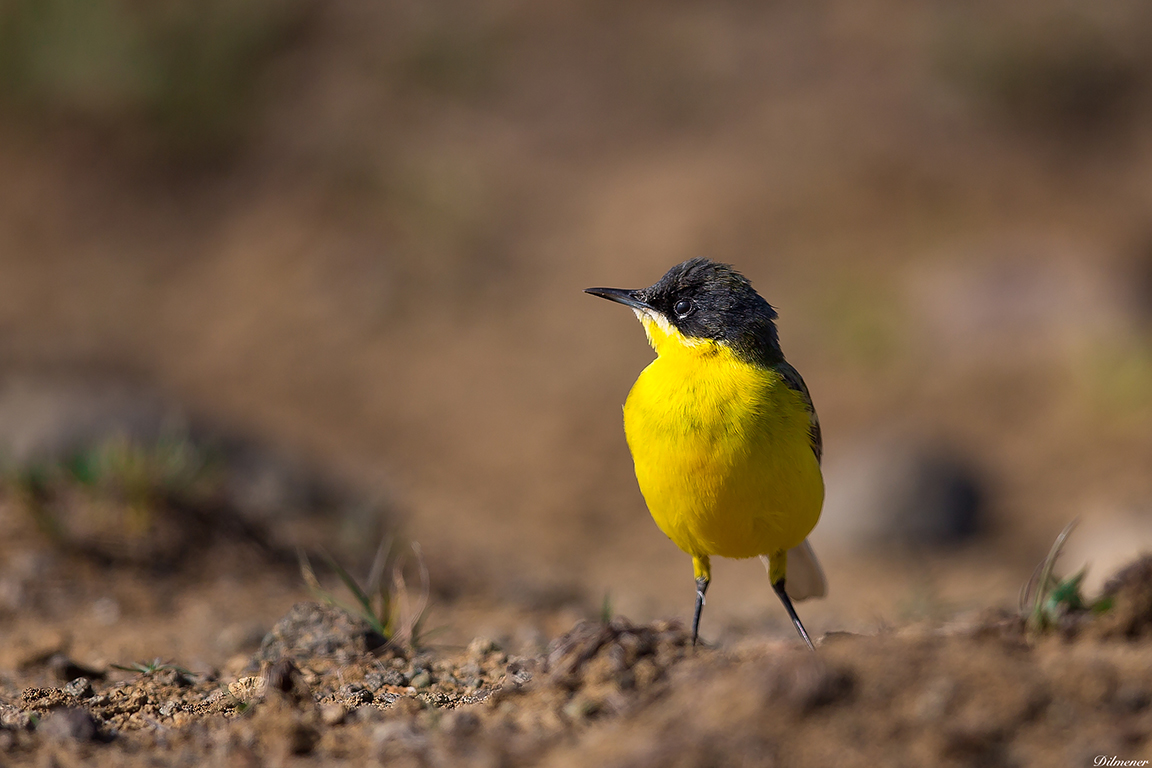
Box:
[774,361,822,465]
[774,362,827,600]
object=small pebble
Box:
[339,685,373,706]
[410,672,432,689]
[505,661,533,688]
[63,677,93,699]
[228,677,267,703]
[374,691,400,707]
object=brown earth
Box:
[3,0,1152,765]
[3,552,1152,767]
[1,478,1151,766]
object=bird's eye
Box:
[673,298,693,318]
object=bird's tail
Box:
[784,539,827,601]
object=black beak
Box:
[584,287,651,310]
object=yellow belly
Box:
[622,341,823,560]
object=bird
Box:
[586,257,826,649]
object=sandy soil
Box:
[3,535,1152,767]
[3,0,1152,765]
[1,469,1151,767]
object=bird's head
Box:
[586,258,782,365]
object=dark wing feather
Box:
[774,361,822,465]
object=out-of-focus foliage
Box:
[1023,521,1114,635]
[299,539,432,649]
[0,0,309,160]
[935,2,1152,136]
[7,429,223,562]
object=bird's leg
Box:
[692,577,709,646]
[767,550,815,651]
[772,579,815,651]
[691,555,711,647]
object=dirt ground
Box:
[4,0,1152,765]
[2,508,1152,767]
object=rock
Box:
[62,677,93,699]
[410,672,432,689]
[363,669,407,690]
[0,703,31,730]
[547,618,686,684]
[254,603,386,666]
[228,677,267,704]
[339,684,373,706]
[504,660,534,688]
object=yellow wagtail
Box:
[587,258,826,649]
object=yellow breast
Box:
[622,313,823,560]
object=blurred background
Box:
[3,0,1152,662]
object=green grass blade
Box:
[1027,519,1078,633]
